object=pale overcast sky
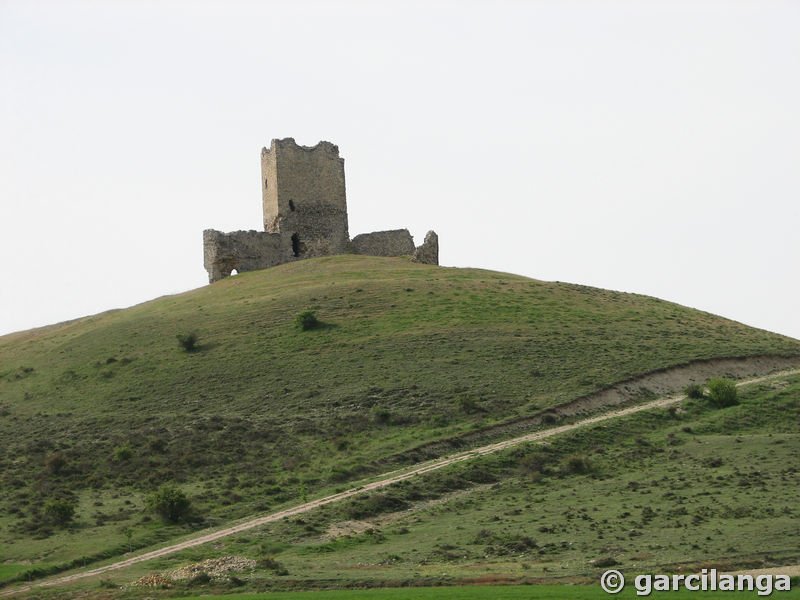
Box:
[1,0,798,340]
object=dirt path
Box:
[3,366,799,597]
[382,355,800,462]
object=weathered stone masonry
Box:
[203,138,438,283]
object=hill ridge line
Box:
[3,364,799,597]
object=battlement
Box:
[203,139,437,282]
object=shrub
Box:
[176,332,199,352]
[684,383,705,399]
[346,492,408,520]
[563,454,591,474]
[457,396,482,413]
[187,571,210,586]
[43,499,75,526]
[372,407,392,424]
[707,377,738,408]
[113,444,133,462]
[518,452,551,477]
[256,556,284,571]
[294,310,319,331]
[45,452,67,474]
[146,485,191,523]
[592,556,619,568]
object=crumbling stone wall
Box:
[412,231,439,265]
[351,229,415,257]
[203,138,439,283]
[203,229,282,282]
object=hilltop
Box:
[1,255,799,596]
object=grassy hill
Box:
[1,255,798,593]
[93,371,800,597]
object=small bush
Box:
[45,452,67,474]
[146,485,191,523]
[176,332,199,352]
[294,310,320,331]
[563,454,591,474]
[346,492,408,520]
[372,407,392,424]
[43,499,76,526]
[518,452,552,477]
[256,556,284,571]
[147,436,167,453]
[684,383,705,399]
[592,556,619,568]
[457,397,482,414]
[113,444,133,462]
[187,571,210,586]
[707,377,738,408]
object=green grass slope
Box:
[215,371,798,591]
[16,367,800,599]
[1,255,798,577]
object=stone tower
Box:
[203,138,438,283]
[261,139,350,260]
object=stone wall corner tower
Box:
[261,138,350,260]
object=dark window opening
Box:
[288,200,295,211]
[264,177,269,190]
[291,233,301,257]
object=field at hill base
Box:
[1,255,798,597]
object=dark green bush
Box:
[294,310,320,331]
[684,383,705,399]
[256,556,284,571]
[346,492,408,520]
[372,407,392,424]
[518,451,552,477]
[707,377,738,408]
[187,571,210,586]
[146,485,191,523]
[176,332,199,352]
[457,396,482,413]
[563,454,591,474]
[45,452,67,474]
[113,444,133,462]
[43,499,75,526]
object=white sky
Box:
[1,0,798,340]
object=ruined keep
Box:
[203,138,438,283]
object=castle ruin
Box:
[203,138,438,283]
